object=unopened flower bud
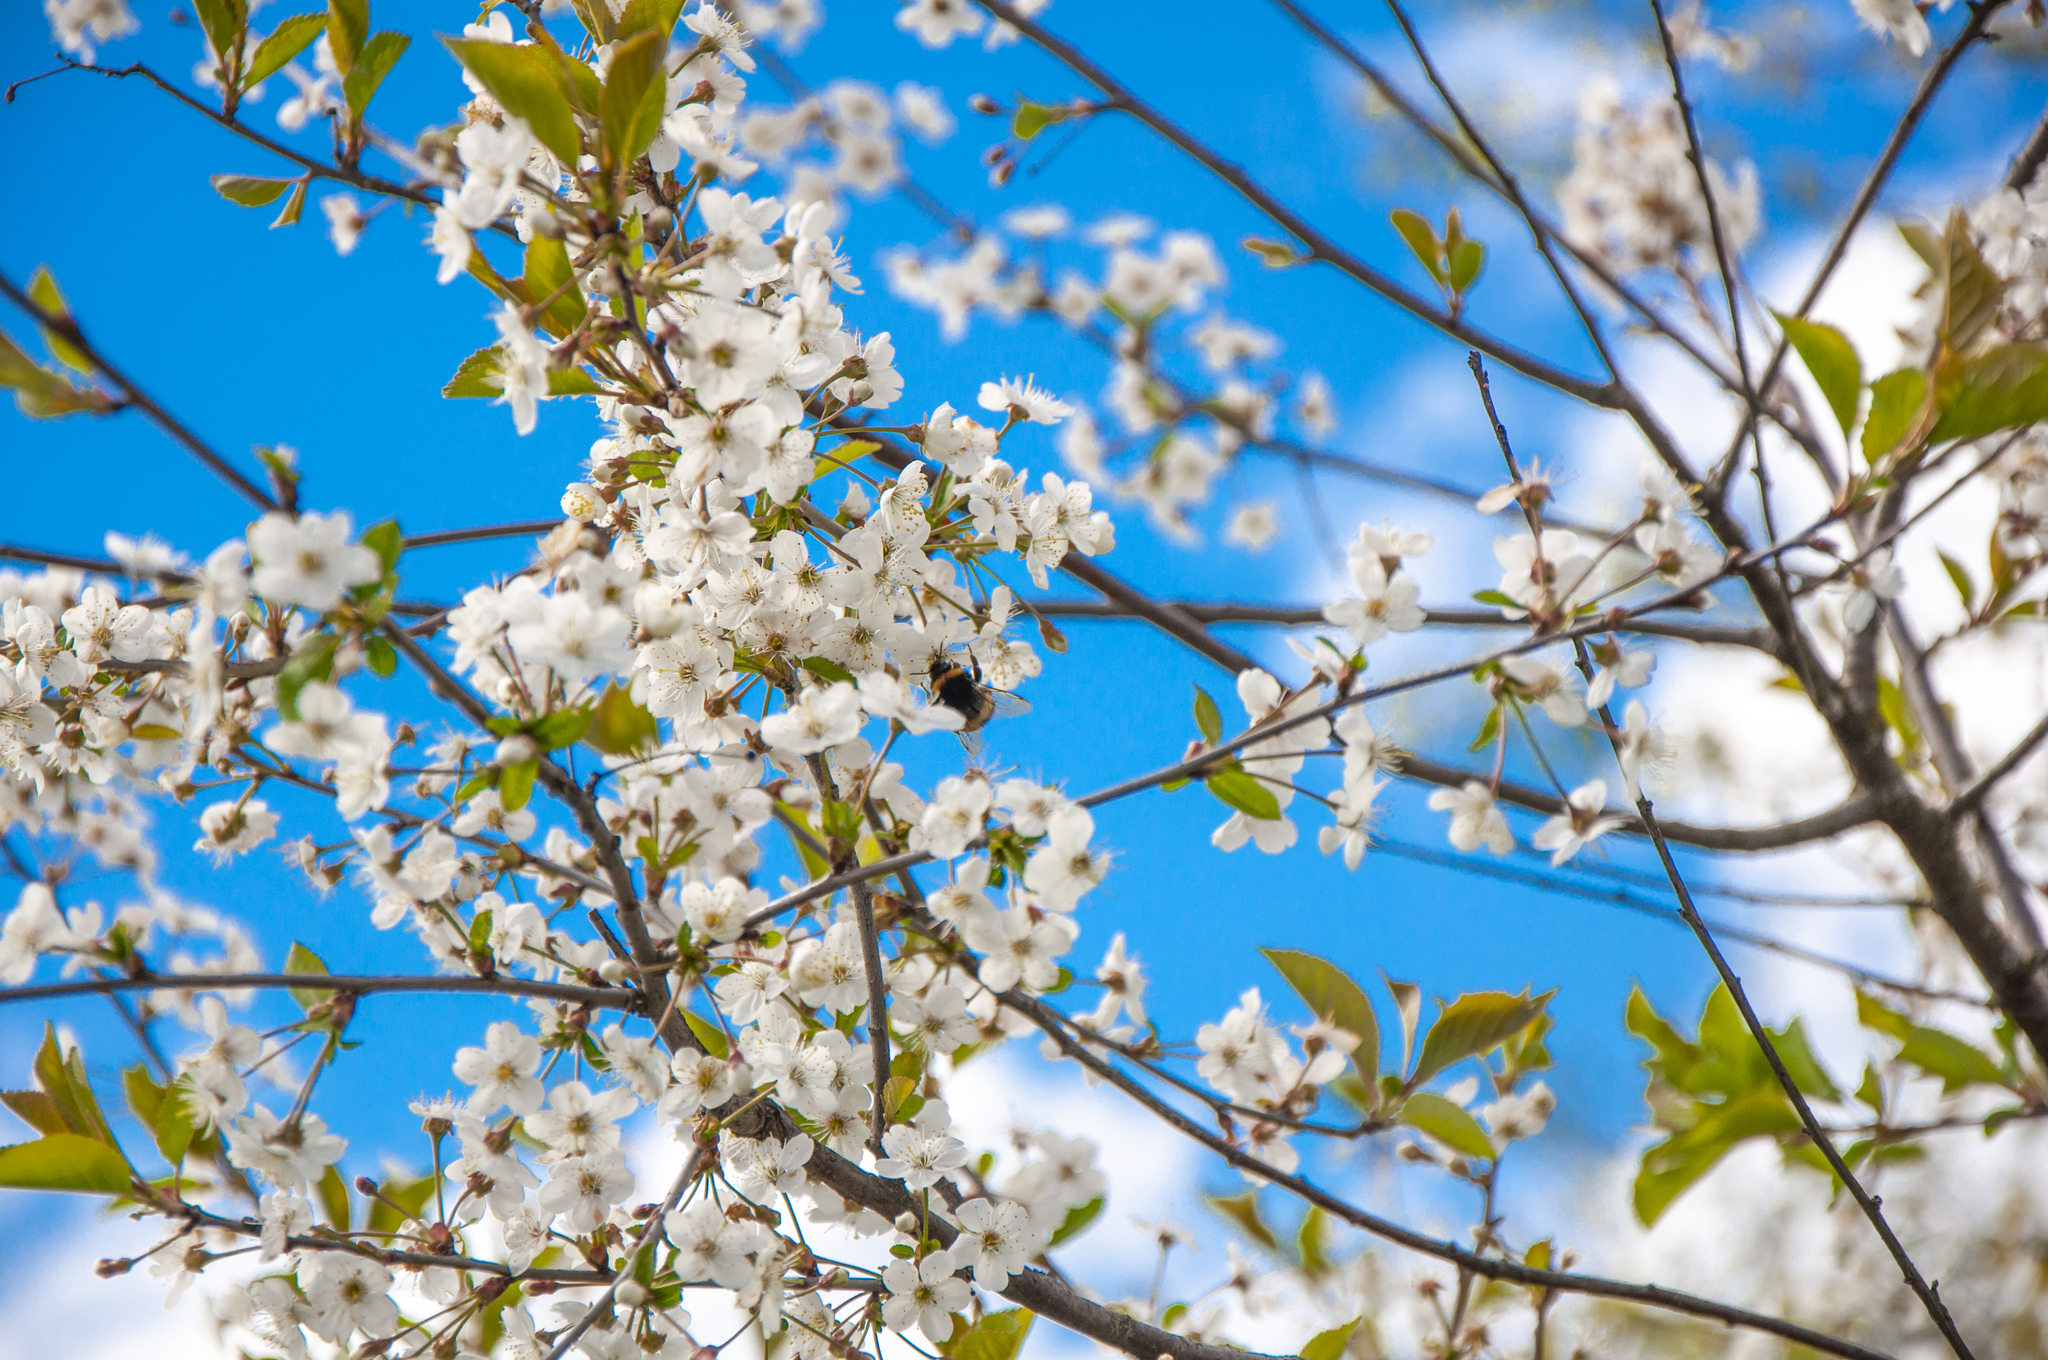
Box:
[95,1258,133,1277]
[968,93,1001,114]
[598,959,630,982]
[494,735,538,767]
[616,1278,649,1307]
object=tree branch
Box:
[0,271,277,509]
[1009,995,1898,1360]
[0,971,634,1011]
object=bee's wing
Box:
[987,690,1033,719]
[956,726,986,757]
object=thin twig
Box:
[0,271,277,509]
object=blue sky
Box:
[1,0,2044,1341]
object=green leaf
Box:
[246,12,329,86]
[1205,768,1282,821]
[1398,1091,1496,1161]
[1447,239,1485,295]
[1929,341,2048,446]
[1410,990,1553,1088]
[1012,101,1064,140]
[614,0,687,38]
[1902,210,2005,354]
[274,634,339,720]
[1046,1195,1103,1247]
[683,1010,730,1059]
[1862,368,1927,463]
[1300,1318,1359,1360]
[317,1162,351,1229]
[1,1090,68,1137]
[1467,702,1501,753]
[123,1067,195,1166]
[1633,1086,1800,1225]
[285,942,330,1013]
[1938,550,1977,611]
[1766,1015,1842,1103]
[0,331,113,418]
[1897,1028,2008,1094]
[499,758,539,812]
[1192,685,1222,745]
[1775,314,1862,444]
[1384,975,1421,1074]
[799,655,855,684]
[1854,989,1914,1042]
[0,1134,131,1194]
[193,0,247,71]
[1260,948,1379,1091]
[342,31,409,116]
[444,344,507,398]
[365,636,397,677]
[271,179,309,229]
[1389,208,1445,284]
[1470,588,1521,608]
[326,0,368,71]
[1206,1189,1277,1250]
[25,267,90,373]
[365,1171,437,1236]
[1295,1205,1330,1277]
[35,1025,115,1146]
[211,174,296,208]
[600,28,669,167]
[549,367,602,395]
[1241,236,1306,269]
[953,1309,1032,1360]
[586,685,659,754]
[522,234,587,338]
[455,769,498,805]
[530,707,593,751]
[440,36,582,165]
[359,519,404,576]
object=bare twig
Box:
[0,271,277,509]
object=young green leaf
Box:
[499,757,539,812]
[954,1308,1034,1360]
[1398,1091,1497,1161]
[211,174,296,208]
[600,28,670,167]
[614,0,687,39]
[1447,238,1485,295]
[1389,208,1445,284]
[1861,368,1927,463]
[1299,1318,1359,1360]
[1205,768,1283,821]
[1242,236,1307,268]
[316,1162,352,1229]
[1927,340,2048,446]
[284,941,331,1014]
[342,31,409,117]
[1192,684,1222,745]
[193,0,249,72]
[1205,1189,1277,1249]
[271,179,309,229]
[326,0,368,71]
[441,37,582,166]
[1409,989,1554,1087]
[1259,948,1379,1090]
[245,12,329,86]
[0,1134,132,1194]
[529,707,593,751]
[1056,1204,1105,1245]
[587,684,659,755]
[1774,314,1862,444]
[683,1010,730,1059]
[1012,101,1063,140]
[25,268,89,373]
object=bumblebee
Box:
[926,653,1031,752]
